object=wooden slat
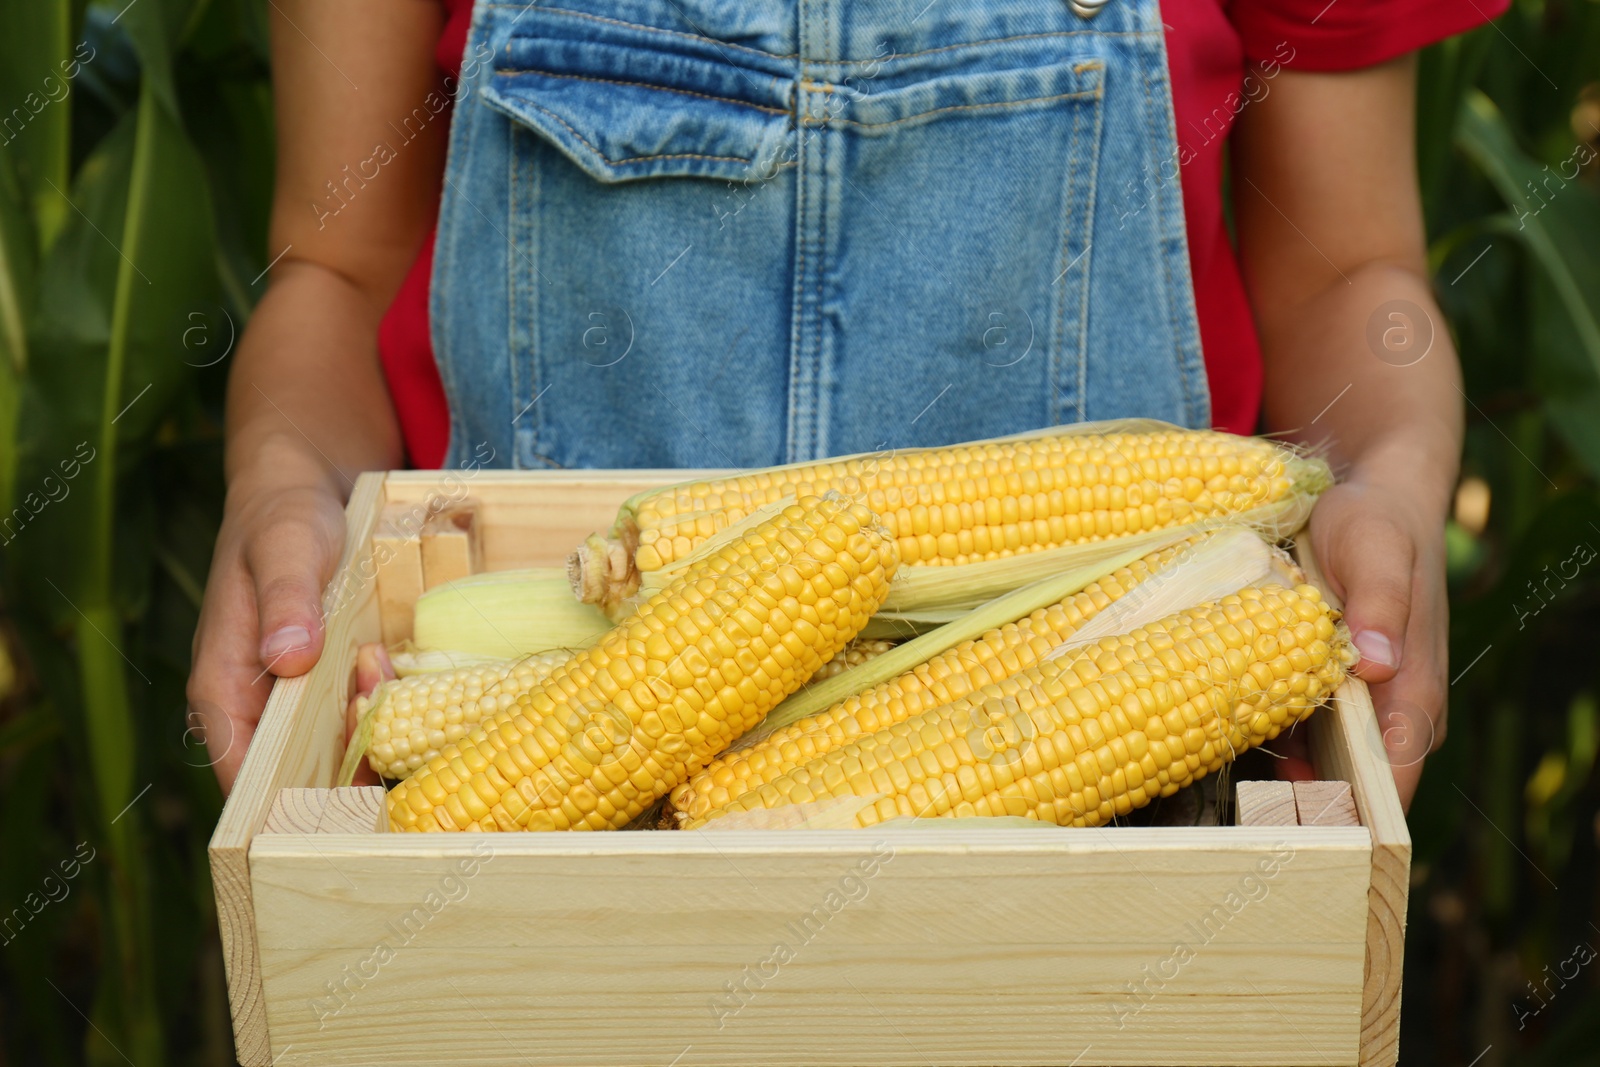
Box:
[260,788,328,834]
[1294,781,1360,828]
[250,827,1369,1067]
[1296,533,1412,1067]
[419,501,479,589]
[208,472,388,1067]
[380,470,714,571]
[373,505,426,645]
[317,787,388,834]
[1236,781,1299,827]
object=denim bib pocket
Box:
[472,9,807,468]
[480,14,797,183]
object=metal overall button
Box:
[1067,0,1111,18]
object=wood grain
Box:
[208,472,387,1067]
[419,502,480,589]
[373,505,426,645]
[261,789,329,834]
[380,470,712,571]
[250,827,1369,1067]
[1236,781,1298,827]
[317,788,388,834]
[1295,534,1412,1067]
[1294,782,1359,828]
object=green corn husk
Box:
[411,567,611,659]
[387,646,513,676]
[745,524,1289,745]
[338,690,383,787]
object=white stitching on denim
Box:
[490,6,799,60]
[509,112,526,457]
[788,0,814,462]
[518,99,754,164]
[1074,69,1105,423]
[434,20,484,467]
[827,30,1149,64]
[801,86,1101,129]
[484,6,1156,64]
[817,0,831,456]
[498,67,789,114]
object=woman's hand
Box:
[187,458,349,791]
[186,0,449,792]
[1233,55,1463,808]
[1307,453,1451,808]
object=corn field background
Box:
[0,0,1596,1064]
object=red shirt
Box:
[380,0,1506,466]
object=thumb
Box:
[245,509,342,678]
[1320,511,1416,685]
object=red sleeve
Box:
[1227,0,1512,70]
[437,0,473,78]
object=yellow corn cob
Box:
[685,583,1350,830]
[572,427,1323,614]
[388,495,899,832]
[810,639,898,682]
[669,539,1192,823]
[361,651,575,779]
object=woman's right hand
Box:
[190,0,454,791]
[187,457,349,792]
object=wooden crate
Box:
[208,471,1410,1067]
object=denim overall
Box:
[432,0,1205,470]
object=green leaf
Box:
[115,0,209,116]
[1417,29,1493,227]
[1449,490,1600,659]
[1457,91,1600,388]
[0,0,74,248]
[1532,269,1600,480]
[0,149,34,514]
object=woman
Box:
[188,0,1506,805]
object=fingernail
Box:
[1353,630,1399,670]
[261,626,311,661]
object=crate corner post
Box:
[1294,531,1413,1067]
[208,471,390,1065]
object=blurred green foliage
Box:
[1413,1,1600,1062]
[0,0,266,1063]
[0,0,1597,1064]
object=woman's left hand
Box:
[1229,56,1464,811]
[1293,457,1450,809]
